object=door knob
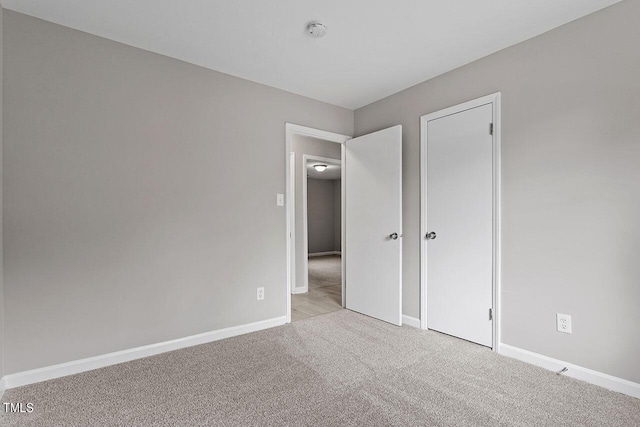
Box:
[426,231,437,240]
[389,233,399,240]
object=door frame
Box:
[301,154,343,294]
[285,123,351,323]
[419,93,501,350]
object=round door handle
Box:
[426,231,437,240]
[389,233,399,240]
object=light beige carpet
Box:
[2,310,639,426]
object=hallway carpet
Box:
[1,310,639,426]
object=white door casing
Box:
[289,151,296,293]
[420,93,501,348]
[345,125,403,326]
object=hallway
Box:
[291,255,342,322]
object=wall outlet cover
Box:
[257,287,265,301]
[556,313,572,334]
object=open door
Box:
[345,125,402,325]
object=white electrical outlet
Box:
[257,287,265,301]
[557,313,572,334]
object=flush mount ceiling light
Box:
[307,22,327,38]
[313,164,328,172]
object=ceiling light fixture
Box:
[307,22,327,38]
[313,164,328,172]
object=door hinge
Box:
[489,308,493,321]
[489,123,494,136]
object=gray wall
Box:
[0,5,4,384]
[3,11,353,374]
[354,0,639,383]
[291,135,342,290]
[307,178,340,254]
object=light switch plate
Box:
[276,193,284,206]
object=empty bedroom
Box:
[0,0,638,426]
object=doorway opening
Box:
[285,124,350,323]
[292,155,343,321]
[286,123,403,326]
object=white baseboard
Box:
[499,343,640,399]
[308,251,341,258]
[3,316,287,390]
[402,315,421,329]
[0,376,6,398]
[291,287,308,294]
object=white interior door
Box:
[345,125,402,325]
[426,104,493,347]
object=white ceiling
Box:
[307,160,341,180]
[3,0,620,109]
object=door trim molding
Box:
[285,124,350,323]
[419,93,501,351]
[302,154,342,293]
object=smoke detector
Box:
[307,22,327,38]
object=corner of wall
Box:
[0,3,5,395]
